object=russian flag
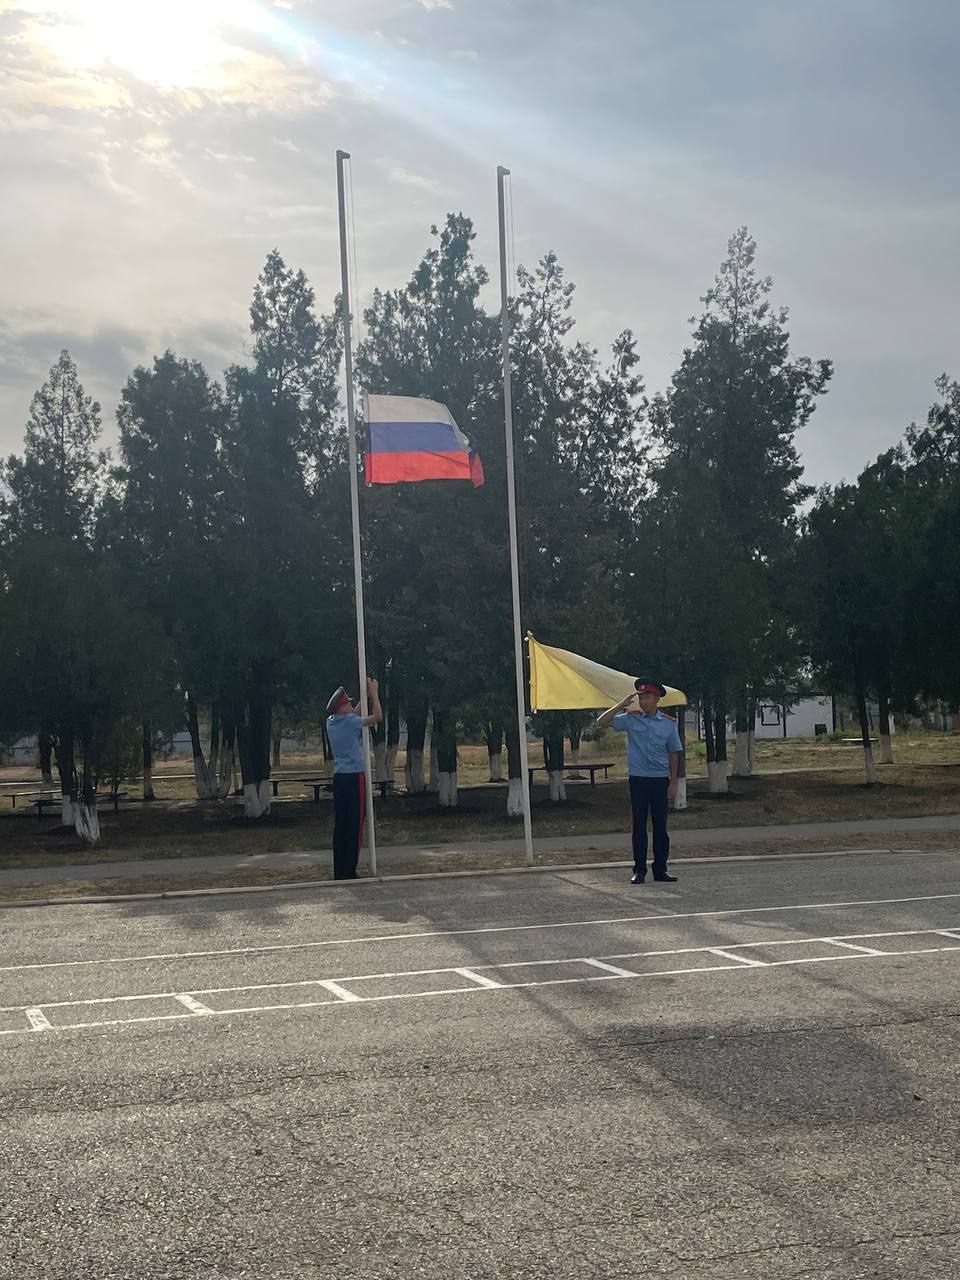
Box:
[364,394,484,487]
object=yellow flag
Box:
[528,635,687,712]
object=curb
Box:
[0,845,951,910]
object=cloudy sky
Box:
[1,0,957,484]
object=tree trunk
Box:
[186,691,212,799]
[208,701,222,790]
[673,707,688,810]
[543,721,566,802]
[385,694,401,784]
[54,729,77,829]
[485,723,504,782]
[747,696,757,773]
[272,732,282,768]
[373,740,388,784]
[856,683,878,784]
[732,697,752,776]
[142,720,155,801]
[878,689,894,765]
[404,704,428,793]
[505,721,525,817]
[320,720,332,765]
[567,725,584,779]
[216,719,237,799]
[38,732,54,791]
[706,696,729,794]
[74,744,100,846]
[428,741,440,794]
[434,709,458,808]
[238,677,273,817]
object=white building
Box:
[751,695,835,740]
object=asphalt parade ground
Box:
[3,849,960,1278]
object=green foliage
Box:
[3,216,959,822]
[639,227,832,745]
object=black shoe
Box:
[652,872,677,883]
[630,871,646,884]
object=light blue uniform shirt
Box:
[326,712,364,774]
[612,710,683,778]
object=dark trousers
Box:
[332,771,366,880]
[629,776,670,876]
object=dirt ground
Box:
[2,743,960,871]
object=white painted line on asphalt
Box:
[3,925,959,1017]
[708,949,766,967]
[583,958,640,977]
[827,939,885,955]
[3,941,960,1041]
[454,968,504,989]
[6,891,960,975]
[4,930,958,1040]
[318,979,362,1003]
[601,924,960,963]
[174,994,214,1015]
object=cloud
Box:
[0,3,337,115]
[383,163,438,192]
[1,0,958,487]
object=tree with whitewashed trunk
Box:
[507,257,643,812]
[38,733,55,791]
[484,723,504,781]
[357,217,504,813]
[115,351,232,801]
[431,709,458,807]
[901,377,960,716]
[383,680,402,785]
[533,712,567,802]
[672,707,689,810]
[0,352,109,833]
[732,702,752,777]
[503,721,527,817]
[403,697,429,793]
[0,526,166,843]
[221,251,344,818]
[647,228,830,794]
[801,484,891,785]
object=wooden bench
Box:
[270,775,331,798]
[27,790,128,821]
[528,762,615,788]
[7,789,49,809]
[306,777,394,801]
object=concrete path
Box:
[2,812,960,887]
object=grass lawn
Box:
[1,736,960,872]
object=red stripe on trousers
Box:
[357,770,366,857]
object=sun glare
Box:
[26,0,287,89]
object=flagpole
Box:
[336,148,378,878]
[497,164,534,867]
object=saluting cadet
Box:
[597,678,682,884]
[325,677,382,880]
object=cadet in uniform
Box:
[597,678,682,884]
[325,678,382,880]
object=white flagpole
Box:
[497,165,534,867]
[336,149,378,878]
